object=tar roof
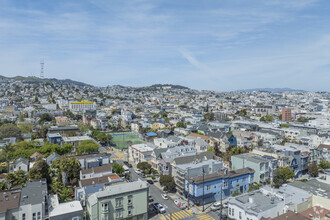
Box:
[189,168,254,184]
[81,164,112,175]
[232,153,269,163]
[288,179,330,198]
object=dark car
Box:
[147,180,154,184]
[127,163,132,168]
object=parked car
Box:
[149,196,154,203]
[210,202,222,211]
[153,203,166,214]
[174,200,187,209]
[161,194,168,200]
[147,180,154,184]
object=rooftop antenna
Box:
[40,59,44,78]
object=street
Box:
[130,168,225,220]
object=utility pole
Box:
[187,167,190,209]
[202,167,205,212]
[220,184,223,220]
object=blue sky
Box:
[1,0,330,91]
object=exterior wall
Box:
[87,188,148,220]
[49,210,83,220]
[19,203,43,220]
[0,208,19,220]
[185,172,254,205]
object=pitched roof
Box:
[81,164,112,175]
[0,189,21,214]
[80,174,121,187]
[317,144,330,150]
[173,151,215,165]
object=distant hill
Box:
[238,88,306,92]
[149,84,190,90]
[0,75,92,87]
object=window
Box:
[32,213,36,220]
[239,211,242,219]
[22,214,26,220]
[230,181,232,185]
[214,185,216,189]
[102,202,109,211]
[237,179,239,183]
[37,212,41,220]
[229,208,231,215]
[102,214,109,220]
[128,195,133,204]
[224,182,228,187]
[232,208,234,216]
[243,177,246,182]
[116,198,123,208]
[207,185,211,190]
[116,209,123,218]
[128,206,133,215]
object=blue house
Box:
[185,168,254,205]
[47,133,63,145]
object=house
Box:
[80,164,112,180]
[75,174,122,203]
[231,153,275,184]
[48,194,83,220]
[9,157,29,173]
[185,168,255,206]
[128,143,156,164]
[74,153,111,170]
[173,158,224,196]
[19,179,48,220]
[47,133,62,145]
[46,152,61,166]
[227,185,313,220]
[86,179,149,220]
[62,135,95,152]
[0,188,21,220]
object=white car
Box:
[161,194,168,200]
[210,202,222,211]
[153,203,166,214]
[135,169,141,174]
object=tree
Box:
[231,188,242,196]
[76,140,99,155]
[28,159,51,183]
[137,162,152,174]
[319,160,330,170]
[38,113,54,125]
[0,124,21,139]
[161,112,168,118]
[5,170,28,187]
[51,157,81,186]
[308,162,318,177]
[112,163,125,176]
[159,175,176,191]
[59,143,73,155]
[207,146,215,153]
[51,180,73,202]
[176,121,186,128]
[273,167,295,188]
[18,123,33,133]
[204,112,215,121]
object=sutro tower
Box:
[40,59,44,78]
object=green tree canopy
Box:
[159,175,176,190]
[308,162,318,177]
[112,162,125,176]
[0,124,21,139]
[273,167,295,188]
[76,140,99,155]
[176,121,186,128]
[28,159,51,183]
[319,160,330,170]
[51,157,81,186]
[5,170,27,187]
[38,113,55,125]
[137,162,152,174]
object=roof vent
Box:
[23,195,28,199]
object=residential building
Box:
[47,133,63,145]
[128,143,156,164]
[80,164,112,180]
[185,168,255,205]
[282,108,292,122]
[69,100,96,112]
[0,188,21,220]
[75,153,111,170]
[9,157,29,173]
[86,179,148,220]
[48,195,83,220]
[19,179,48,220]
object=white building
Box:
[129,143,156,164]
[69,100,95,112]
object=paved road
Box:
[130,169,182,215]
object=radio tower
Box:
[40,59,44,78]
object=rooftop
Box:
[80,174,121,187]
[81,164,112,175]
[48,195,83,217]
[20,179,47,206]
[0,189,21,214]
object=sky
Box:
[0,0,330,91]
